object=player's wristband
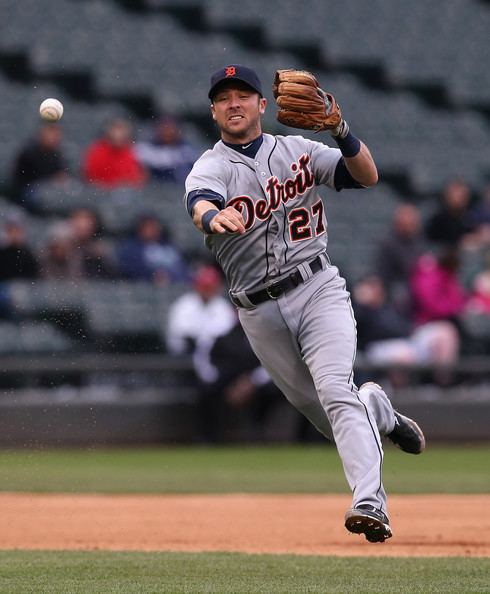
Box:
[330,118,350,139]
[333,127,361,158]
[201,209,218,234]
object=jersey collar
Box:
[222,134,263,159]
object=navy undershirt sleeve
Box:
[334,157,365,191]
[186,189,225,216]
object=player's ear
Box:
[259,97,267,114]
[210,103,217,121]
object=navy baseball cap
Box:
[208,64,263,100]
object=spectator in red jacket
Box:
[83,118,146,189]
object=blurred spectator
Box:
[39,222,79,279]
[456,185,490,287]
[117,214,189,283]
[425,179,475,246]
[166,265,236,380]
[83,118,146,189]
[465,268,490,315]
[354,275,411,352]
[68,208,115,278]
[462,257,490,347]
[353,275,459,366]
[136,116,198,183]
[465,183,490,248]
[410,249,466,326]
[375,203,425,311]
[458,241,490,292]
[11,123,68,206]
[469,184,490,227]
[0,284,12,319]
[199,318,282,443]
[0,214,39,280]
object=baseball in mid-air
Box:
[39,98,64,122]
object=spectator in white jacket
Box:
[166,264,236,382]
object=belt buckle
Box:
[266,283,283,300]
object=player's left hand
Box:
[273,69,343,133]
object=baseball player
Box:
[184,64,425,543]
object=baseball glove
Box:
[273,69,342,133]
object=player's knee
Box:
[316,378,360,417]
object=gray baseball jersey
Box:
[185,131,397,523]
[185,133,340,294]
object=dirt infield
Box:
[1,493,488,557]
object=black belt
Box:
[231,255,324,308]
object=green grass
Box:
[0,551,488,594]
[1,449,488,592]
[0,444,488,494]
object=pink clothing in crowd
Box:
[410,254,466,325]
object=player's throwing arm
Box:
[192,200,246,235]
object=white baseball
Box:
[39,98,64,122]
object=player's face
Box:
[211,83,267,144]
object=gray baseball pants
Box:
[237,262,396,515]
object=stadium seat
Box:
[0,320,74,353]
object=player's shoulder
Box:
[268,133,339,159]
[194,141,235,164]
[271,132,308,143]
[189,143,230,175]
[271,133,321,151]
[193,143,221,164]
